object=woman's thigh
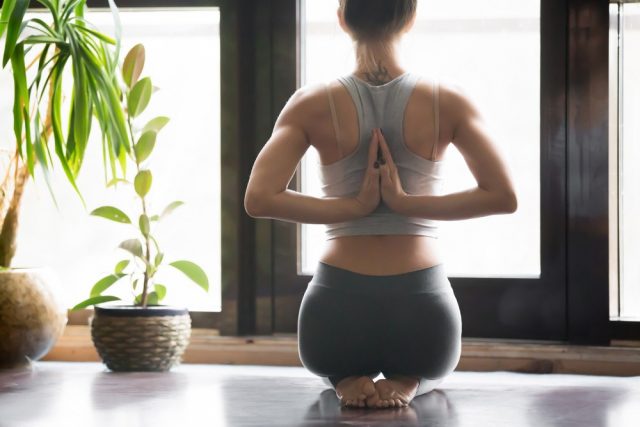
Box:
[378,287,462,380]
[297,284,383,378]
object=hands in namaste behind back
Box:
[354,128,408,216]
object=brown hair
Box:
[339,0,417,42]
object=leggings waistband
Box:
[309,262,451,295]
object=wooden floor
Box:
[1,362,639,427]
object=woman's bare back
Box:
[301,73,453,275]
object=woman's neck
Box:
[353,40,405,85]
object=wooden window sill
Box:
[43,326,640,376]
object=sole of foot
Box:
[368,377,419,409]
[335,375,377,408]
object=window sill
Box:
[42,326,640,376]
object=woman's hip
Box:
[298,262,462,338]
[297,262,462,377]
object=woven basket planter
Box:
[89,305,191,372]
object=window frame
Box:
[266,0,640,343]
[28,0,226,329]
[20,0,640,340]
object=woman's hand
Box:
[353,129,382,216]
[377,128,408,213]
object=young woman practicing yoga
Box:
[244,0,517,409]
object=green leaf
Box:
[147,292,159,305]
[134,170,152,198]
[160,201,184,219]
[90,273,126,297]
[149,215,160,221]
[115,259,129,274]
[139,214,150,237]
[168,260,209,292]
[127,76,152,118]
[71,295,121,311]
[134,291,158,305]
[145,262,156,277]
[122,43,145,88]
[142,116,170,134]
[154,252,164,266]
[134,131,156,163]
[2,0,28,67]
[0,0,17,39]
[119,239,143,258]
[72,23,116,45]
[90,206,131,224]
[154,284,167,300]
[106,178,131,187]
[132,278,139,290]
[50,55,87,209]
[11,44,28,166]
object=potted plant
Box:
[0,0,130,370]
[70,44,210,372]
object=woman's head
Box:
[338,0,417,44]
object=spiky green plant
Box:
[0,0,130,268]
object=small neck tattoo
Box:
[363,64,392,86]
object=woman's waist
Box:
[319,235,442,275]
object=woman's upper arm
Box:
[244,91,312,216]
[446,85,518,210]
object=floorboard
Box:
[1,361,639,426]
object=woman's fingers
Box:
[367,128,380,169]
[376,128,395,168]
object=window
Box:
[300,0,541,278]
[2,8,221,312]
[610,1,640,320]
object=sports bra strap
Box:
[431,78,440,161]
[325,82,343,158]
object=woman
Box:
[244,0,517,410]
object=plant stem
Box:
[0,56,56,268]
[126,115,152,308]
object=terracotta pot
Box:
[89,304,191,372]
[0,268,68,369]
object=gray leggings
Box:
[298,262,462,397]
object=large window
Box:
[300,0,541,278]
[1,8,221,312]
[610,1,640,320]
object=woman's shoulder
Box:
[280,80,345,122]
[411,74,482,120]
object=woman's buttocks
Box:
[319,235,443,276]
[298,260,462,379]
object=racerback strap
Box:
[430,78,440,161]
[325,82,343,158]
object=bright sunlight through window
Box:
[0,9,221,312]
[300,0,541,278]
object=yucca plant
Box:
[0,0,130,268]
[71,44,210,310]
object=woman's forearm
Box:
[396,187,517,221]
[245,190,365,224]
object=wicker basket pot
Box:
[0,268,68,370]
[89,305,191,372]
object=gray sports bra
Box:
[317,72,444,240]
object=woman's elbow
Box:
[244,190,268,218]
[500,190,518,214]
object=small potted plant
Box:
[1,0,129,370]
[71,44,209,372]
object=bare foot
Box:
[368,375,420,409]
[334,375,377,408]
